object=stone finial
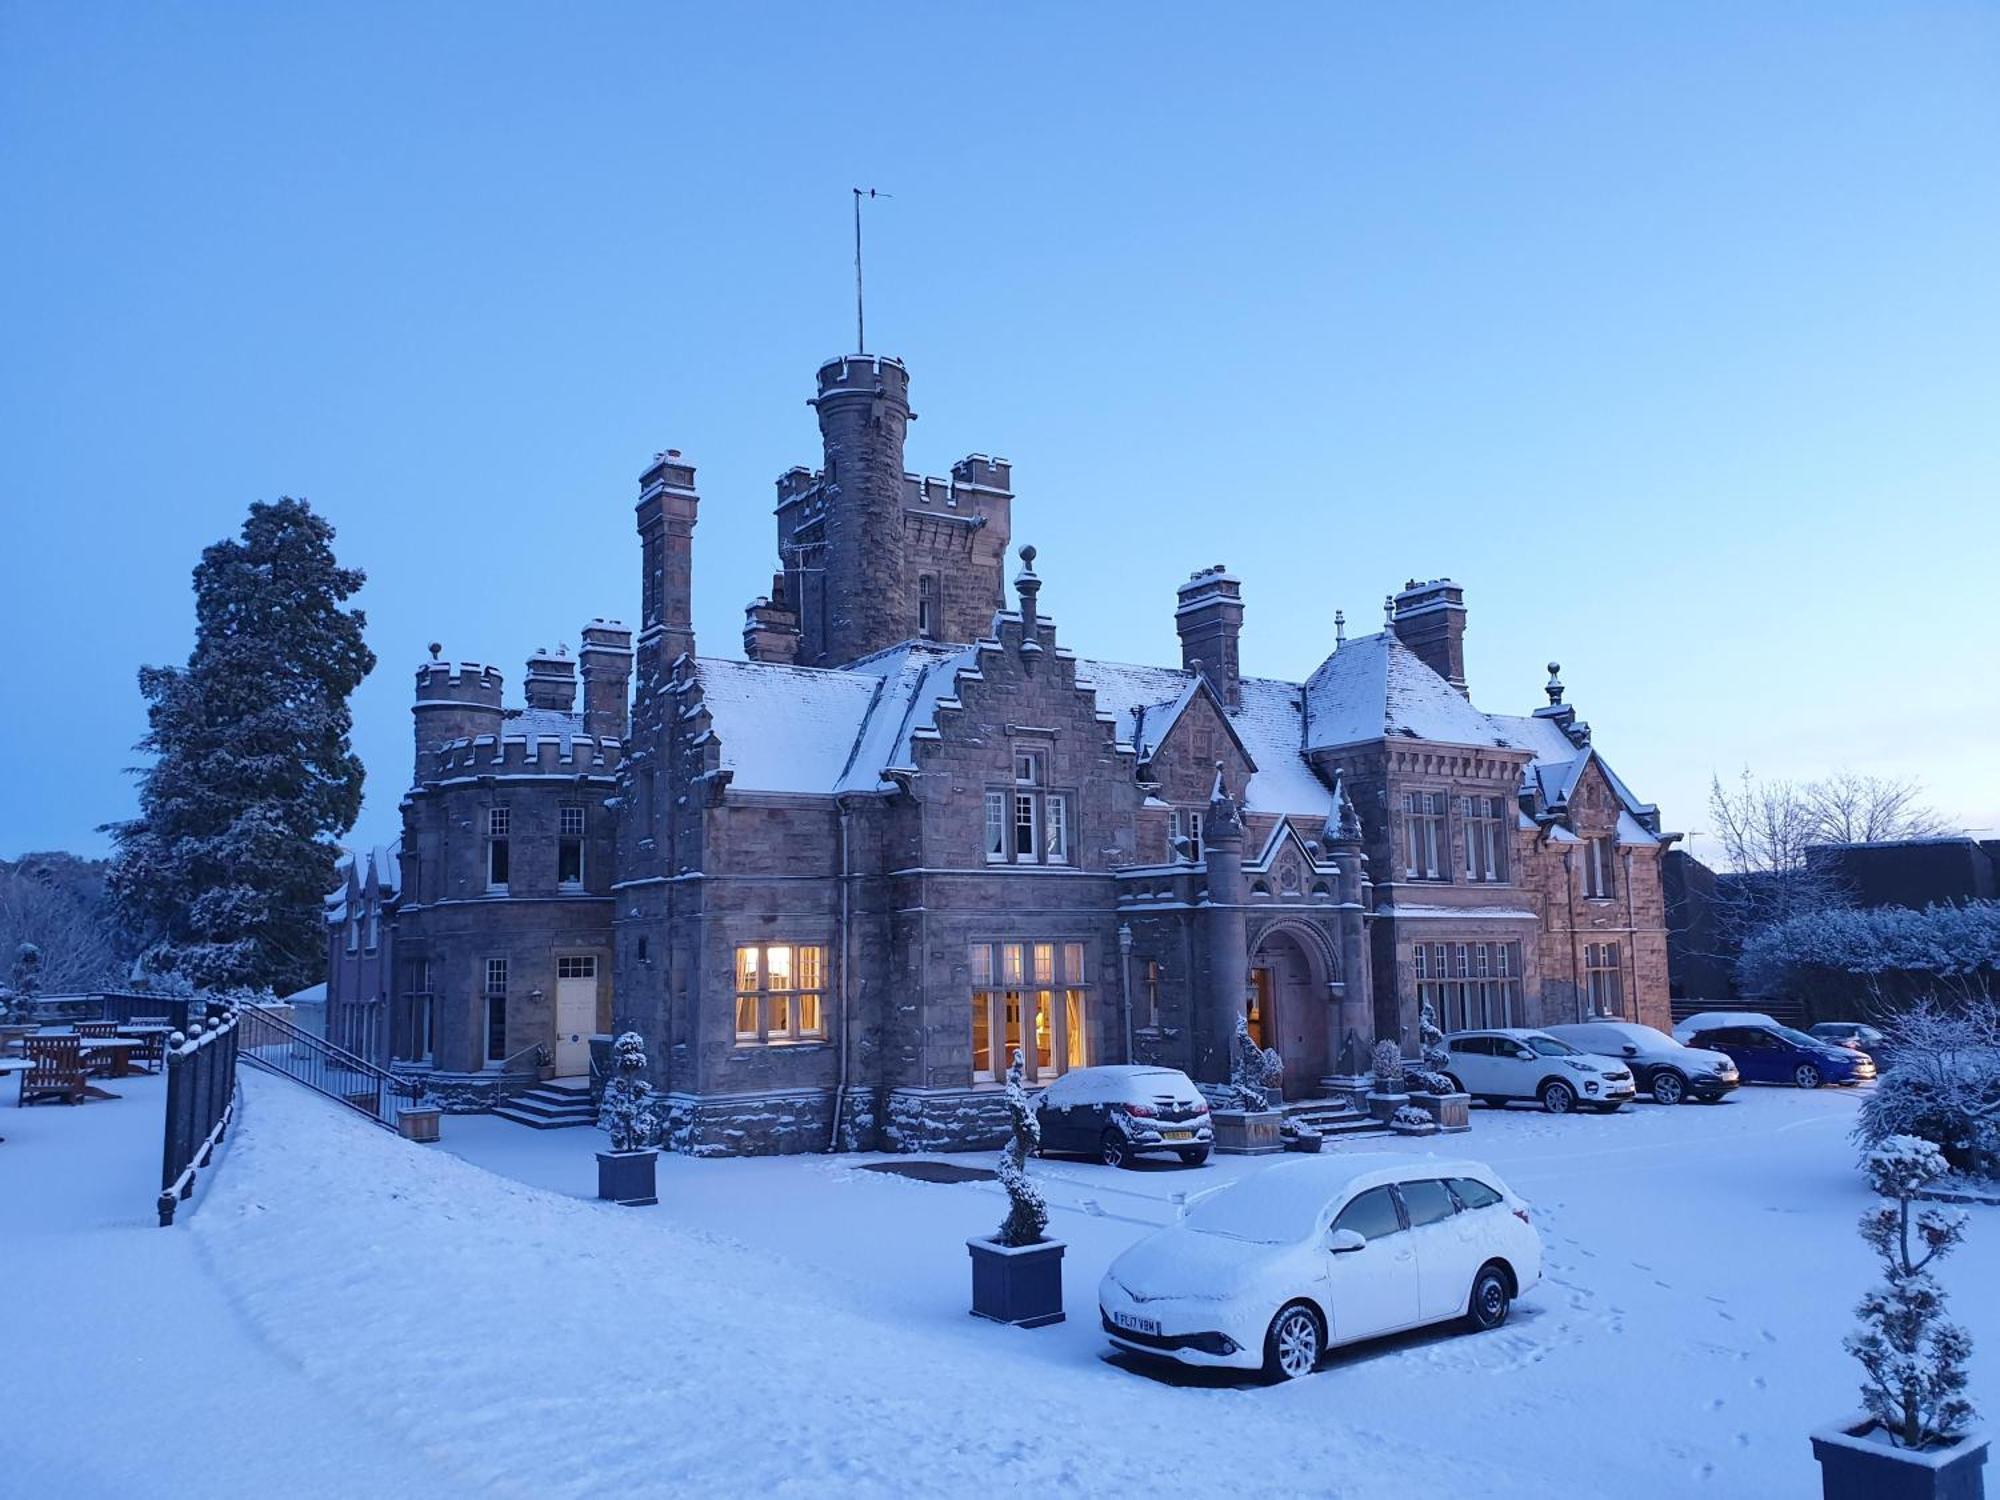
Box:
[1545,661,1564,707]
[1383,593,1395,627]
[1014,545,1042,666]
[1334,609,1346,648]
[428,642,442,661]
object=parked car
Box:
[1099,1153,1542,1380]
[1543,1020,1739,1106]
[1440,1028,1638,1114]
[1035,1065,1213,1167]
[1675,1014,1876,1089]
[1811,1021,1892,1070]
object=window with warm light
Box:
[967,939,1087,1083]
[733,943,827,1045]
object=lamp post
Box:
[1117,924,1134,1062]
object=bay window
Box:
[968,939,1087,1083]
[733,943,827,1044]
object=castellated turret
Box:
[412,659,504,782]
[775,355,1013,667]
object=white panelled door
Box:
[554,956,597,1077]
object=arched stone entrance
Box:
[1248,924,1333,1100]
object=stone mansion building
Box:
[327,349,1674,1153]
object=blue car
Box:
[1675,1012,1875,1090]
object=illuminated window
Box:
[967,939,1088,1083]
[733,943,828,1045]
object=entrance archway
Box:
[1247,926,1329,1100]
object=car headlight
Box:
[1561,1058,1593,1073]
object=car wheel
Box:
[1539,1080,1576,1115]
[1465,1263,1512,1331]
[1262,1302,1324,1381]
[1651,1070,1686,1106]
[1177,1147,1211,1167]
[1794,1063,1822,1090]
[1099,1129,1131,1168]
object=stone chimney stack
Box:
[1390,578,1468,694]
[579,619,634,740]
[635,450,699,701]
[1176,565,1244,709]
[742,575,800,665]
[523,647,577,712]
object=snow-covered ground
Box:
[9,1073,1998,1498]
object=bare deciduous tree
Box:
[1806,770,1951,846]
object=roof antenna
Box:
[853,188,890,353]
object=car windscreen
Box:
[1774,1025,1828,1049]
[1182,1173,1325,1245]
[1524,1035,1579,1057]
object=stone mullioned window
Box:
[733,943,827,1045]
[969,940,1087,1084]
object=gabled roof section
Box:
[1486,712,1661,832]
[1245,817,1339,875]
[692,658,882,795]
[1075,660,1334,818]
[1302,631,1506,751]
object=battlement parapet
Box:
[415,661,505,706]
[433,731,624,779]
[812,353,910,404]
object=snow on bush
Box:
[1856,999,2000,1180]
[597,1032,658,1153]
[1371,1039,1405,1094]
[1739,901,2000,1011]
[1230,1014,1282,1109]
[1846,1136,1978,1449]
[994,1049,1049,1247]
[1391,1105,1437,1134]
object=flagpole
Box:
[853,188,866,354]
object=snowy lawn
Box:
[11,1074,2000,1498]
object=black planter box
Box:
[596,1148,659,1207]
[967,1236,1066,1328]
[1812,1415,1988,1500]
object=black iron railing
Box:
[236,1003,417,1130]
[159,1010,240,1227]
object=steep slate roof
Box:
[325,842,401,924]
[686,624,1661,837]
[1302,631,1506,751]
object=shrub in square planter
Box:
[970,1050,1065,1328]
[1812,1135,1985,1500]
[596,1031,660,1208]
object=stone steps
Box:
[1281,1097,1394,1142]
[493,1079,596,1130]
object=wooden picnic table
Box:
[79,1037,143,1098]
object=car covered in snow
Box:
[1543,1020,1739,1105]
[1676,1014,1875,1089]
[1440,1028,1638,1113]
[1034,1065,1213,1167]
[1810,1021,1893,1070]
[1099,1153,1541,1379]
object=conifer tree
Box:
[107,498,374,994]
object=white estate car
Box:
[1099,1154,1542,1380]
[1442,1027,1638,1114]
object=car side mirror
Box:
[1622,1044,1639,1057]
[1328,1228,1366,1253]
[1515,1048,1536,1061]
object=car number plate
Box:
[1163,1130,1192,1141]
[1113,1311,1160,1336]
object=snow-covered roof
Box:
[1302,632,1507,751]
[326,842,400,922]
[692,658,884,795]
[1074,660,1333,817]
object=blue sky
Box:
[3,2,1996,865]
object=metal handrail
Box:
[236,1003,414,1131]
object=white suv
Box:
[1442,1028,1637,1114]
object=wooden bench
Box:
[20,1036,86,1106]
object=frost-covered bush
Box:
[1371,1039,1405,1094]
[995,1049,1048,1247]
[1390,1105,1437,1135]
[1231,1014,1282,1109]
[1739,901,2000,1012]
[1280,1116,1321,1146]
[1846,1136,1977,1449]
[1856,1000,2000,1180]
[597,1032,658,1153]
